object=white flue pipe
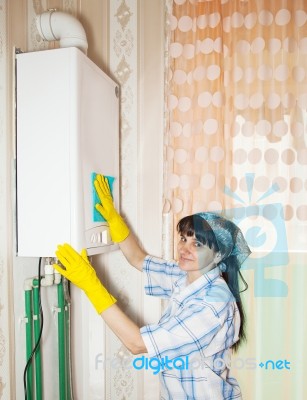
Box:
[36,10,88,54]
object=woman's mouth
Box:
[179,256,193,262]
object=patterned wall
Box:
[107,3,140,397]
[104,2,163,398]
[0,0,164,399]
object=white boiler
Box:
[16,47,119,257]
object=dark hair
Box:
[177,214,248,352]
[177,214,219,251]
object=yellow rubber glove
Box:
[94,174,130,242]
[53,243,116,314]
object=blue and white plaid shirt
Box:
[140,255,242,400]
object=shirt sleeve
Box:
[140,299,237,361]
[142,255,184,298]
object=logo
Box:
[95,353,291,373]
[258,359,291,370]
[224,173,289,297]
[132,355,189,375]
[180,356,291,372]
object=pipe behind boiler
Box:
[36,10,88,54]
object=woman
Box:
[54,175,251,400]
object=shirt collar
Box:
[173,266,221,297]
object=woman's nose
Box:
[179,241,190,254]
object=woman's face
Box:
[177,233,221,276]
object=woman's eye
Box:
[180,236,186,242]
[194,242,202,247]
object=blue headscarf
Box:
[196,212,251,271]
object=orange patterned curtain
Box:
[164,2,307,397]
[164,0,307,252]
